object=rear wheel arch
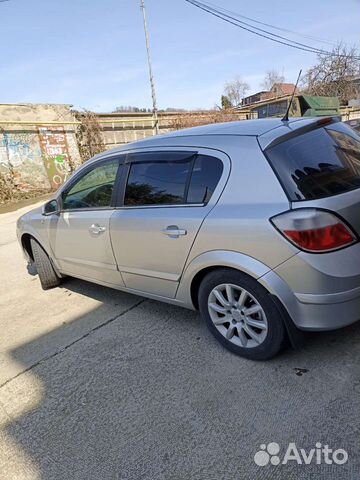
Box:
[191,264,303,351]
[183,250,272,310]
[191,266,258,310]
[198,268,287,360]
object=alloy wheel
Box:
[208,283,268,349]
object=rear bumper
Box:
[294,285,360,305]
[260,262,360,331]
[292,289,360,331]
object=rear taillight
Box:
[271,208,357,253]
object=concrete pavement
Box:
[0,200,360,479]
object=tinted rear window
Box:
[266,123,360,201]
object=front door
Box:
[51,157,124,286]
[110,149,228,297]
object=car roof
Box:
[90,116,336,162]
[156,118,285,137]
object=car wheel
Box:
[199,269,286,360]
[30,238,61,290]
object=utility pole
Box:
[140,0,159,135]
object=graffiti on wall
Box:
[0,135,8,171]
[0,132,41,167]
[38,127,73,189]
[0,132,50,189]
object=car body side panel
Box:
[51,210,124,286]
[180,136,298,275]
[110,146,231,298]
[111,206,210,296]
[272,242,360,295]
[17,207,62,273]
[176,249,273,306]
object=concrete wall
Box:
[96,111,251,149]
[0,104,81,192]
[2,103,360,197]
[98,113,169,148]
[0,105,251,193]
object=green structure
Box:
[251,95,340,119]
[298,95,340,117]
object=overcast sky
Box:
[1,0,359,112]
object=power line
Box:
[204,0,337,47]
[198,1,329,55]
[184,0,360,60]
[184,0,328,56]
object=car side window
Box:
[124,152,194,206]
[62,160,119,210]
[187,155,224,204]
[124,152,224,207]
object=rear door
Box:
[110,148,230,297]
[51,155,125,286]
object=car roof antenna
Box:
[282,69,302,122]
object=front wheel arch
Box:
[21,233,35,262]
[21,233,63,278]
[21,233,50,263]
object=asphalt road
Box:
[0,200,360,479]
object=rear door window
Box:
[124,152,194,206]
[266,123,360,201]
[124,152,224,207]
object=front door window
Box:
[62,160,119,210]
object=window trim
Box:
[59,155,124,212]
[116,202,206,211]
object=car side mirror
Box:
[42,199,59,216]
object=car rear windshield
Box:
[265,122,360,201]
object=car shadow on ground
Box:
[58,276,142,305]
[2,276,360,479]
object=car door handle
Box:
[89,224,106,235]
[162,225,187,238]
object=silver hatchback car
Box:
[17,117,360,360]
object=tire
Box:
[199,269,286,360]
[30,238,61,290]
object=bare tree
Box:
[223,76,250,107]
[171,110,241,130]
[302,43,360,104]
[74,110,106,163]
[261,70,285,91]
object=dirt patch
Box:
[0,192,52,214]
